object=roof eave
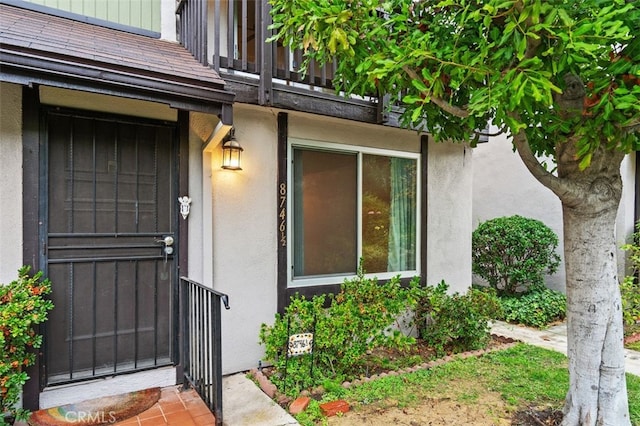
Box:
[0,47,236,115]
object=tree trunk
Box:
[556,146,630,425]
[562,201,630,426]
[514,120,631,425]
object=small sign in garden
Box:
[282,317,317,393]
[287,333,314,356]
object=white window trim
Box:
[287,138,421,288]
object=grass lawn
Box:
[294,344,640,425]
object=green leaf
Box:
[402,95,423,105]
[327,34,337,54]
[543,8,558,25]
[616,102,634,110]
[530,83,543,102]
[411,105,423,122]
[337,10,352,24]
[578,152,592,170]
[504,21,517,35]
[573,23,593,37]
[516,35,527,61]
[412,79,428,92]
[604,99,614,118]
[557,9,574,26]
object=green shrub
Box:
[1,267,54,423]
[472,215,561,296]
[414,281,502,356]
[620,277,640,330]
[496,287,566,328]
[259,267,419,396]
[621,223,640,331]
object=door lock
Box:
[156,236,174,246]
[156,235,175,267]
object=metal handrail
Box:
[180,276,230,426]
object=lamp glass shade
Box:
[222,138,243,170]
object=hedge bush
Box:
[415,281,502,355]
[260,271,510,397]
[259,268,419,396]
[472,215,561,296]
[622,223,640,331]
[1,267,54,423]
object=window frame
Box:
[287,138,422,288]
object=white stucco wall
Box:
[618,154,637,274]
[208,104,279,374]
[0,82,23,284]
[288,112,421,153]
[160,0,177,42]
[187,112,216,284]
[426,140,474,294]
[472,130,637,292]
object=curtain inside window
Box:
[387,157,416,271]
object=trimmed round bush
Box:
[472,215,561,296]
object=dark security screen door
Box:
[44,111,177,385]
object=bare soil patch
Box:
[325,375,563,426]
[326,336,566,425]
[327,392,513,425]
[511,407,563,425]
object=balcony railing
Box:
[177,1,348,96]
[177,0,395,124]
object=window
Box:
[289,141,420,287]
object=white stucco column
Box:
[0,82,24,284]
[426,139,474,294]
[211,104,279,374]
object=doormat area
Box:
[28,388,161,425]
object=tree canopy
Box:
[270,0,639,169]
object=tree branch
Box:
[619,118,640,133]
[401,65,470,119]
[430,96,470,119]
[511,128,567,199]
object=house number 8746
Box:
[279,183,286,247]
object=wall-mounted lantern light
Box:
[221,128,243,170]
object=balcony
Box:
[176,0,398,125]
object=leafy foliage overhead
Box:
[270,0,640,168]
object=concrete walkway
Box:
[219,321,640,426]
[222,373,299,426]
[490,320,640,377]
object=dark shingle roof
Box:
[0,3,234,113]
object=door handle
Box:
[155,236,174,256]
[156,236,174,246]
